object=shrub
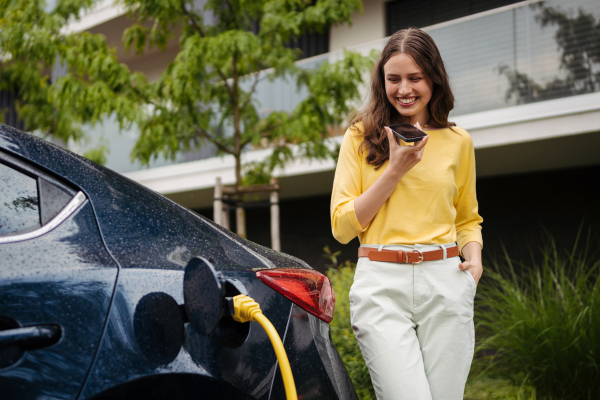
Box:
[476,233,600,400]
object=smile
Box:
[397,97,418,106]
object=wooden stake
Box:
[270,177,280,251]
[236,203,246,238]
[222,196,230,230]
[214,177,223,226]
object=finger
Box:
[411,135,429,151]
[459,261,470,270]
[386,127,401,148]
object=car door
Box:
[0,151,119,400]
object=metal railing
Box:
[252,0,600,118]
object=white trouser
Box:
[349,243,476,400]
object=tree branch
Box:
[240,71,262,111]
[129,85,164,110]
[195,128,234,155]
[183,97,234,156]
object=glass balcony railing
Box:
[98,0,600,173]
[252,0,600,118]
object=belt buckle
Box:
[411,249,424,265]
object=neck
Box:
[404,115,431,126]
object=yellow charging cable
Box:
[230,294,298,400]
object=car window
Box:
[0,154,77,238]
[0,162,41,235]
[39,177,73,225]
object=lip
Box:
[397,97,418,107]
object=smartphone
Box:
[388,123,428,143]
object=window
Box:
[250,17,330,61]
[0,163,40,235]
[386,0,521,35]
[290,29,330,60]
[0,153,77,237]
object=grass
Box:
[475,232,600,400]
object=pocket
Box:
[463,269,477,296]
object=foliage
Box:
[1,0,376,186]
[0,0,139,147]
[82,139,109,165]
[242,160,273,186]
[475,232,600,400]
[464,372,537,400]
[122,0,375,187]
[3,196,39,212]
[323,246,376,400]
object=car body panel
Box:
[0,202,118,399]
[79,270,292,399]
[270,304,359,400]
[87,373,259,400]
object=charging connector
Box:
[227,294,298,400]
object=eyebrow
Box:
[385,72,423,77]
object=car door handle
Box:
[0,324,62,350]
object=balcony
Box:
[254,0,600,117]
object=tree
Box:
[2,0,376,237]
[0,0,139,163]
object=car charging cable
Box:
[227,294,298,400]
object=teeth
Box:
[399,97,416,104]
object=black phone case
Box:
[388,124,428,143]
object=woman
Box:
[331,28,483,400]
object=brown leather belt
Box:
[358,246,459,265]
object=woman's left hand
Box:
[459,241,483,285]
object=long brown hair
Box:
[351,28,455,168]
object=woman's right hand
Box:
[385,124,429,181]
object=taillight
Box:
[256,269,335,323]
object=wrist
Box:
[383,166,405,182]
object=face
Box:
[383,52,433,124]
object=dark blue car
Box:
[0,124,357,400]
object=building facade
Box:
[8,0,600,270]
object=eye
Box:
[410,77,422,82]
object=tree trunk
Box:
[231,48,247,238]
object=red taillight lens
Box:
[256,269,335,323]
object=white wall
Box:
[329,0,387,52]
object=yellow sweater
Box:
[331,123,483,253]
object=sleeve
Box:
[330,127,369,244]
[454,133,483,254]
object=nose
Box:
[398,80,411,97]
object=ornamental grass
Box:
[475,232,600,400]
